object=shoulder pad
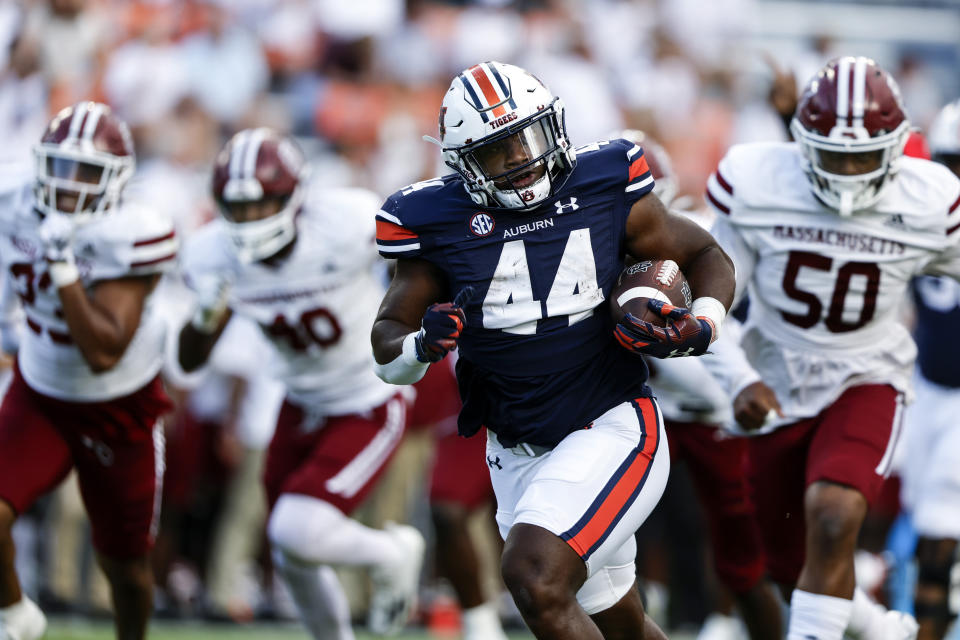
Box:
[79,203,179,279]
[119,203,179,276]
[376,175,460,259]
[893,158,960,233]
[567,138,655,198]
[706,142,812,219]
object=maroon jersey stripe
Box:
[706,188,730,215]
[133,230,176,247]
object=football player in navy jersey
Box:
[371,61,735,639]
[899,99,960,640]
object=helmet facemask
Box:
[219,186,304,264]
[433,62,576,212]
[33,143,134,223]
[447,107,568,210]
[791,118,909,216]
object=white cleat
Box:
[0,597,47,640]
[368,523,425,635]
[883,610,919,640]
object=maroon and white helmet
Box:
[211,128,306,263]
[613,130,678,207]
[790,56,910,216]
[33,101,135,222]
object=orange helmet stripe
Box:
[470,65,507,118]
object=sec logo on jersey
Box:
[469,212,495,237]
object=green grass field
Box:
[45,619,537,639]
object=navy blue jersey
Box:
[912,275,960,387]
[377,139,656,447]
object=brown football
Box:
[609,259,692,327]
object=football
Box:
[609,259,692,326]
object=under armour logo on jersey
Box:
[554,197,579,214]
[469,212,495,237]
[487,455,502,470]
[665,347,696,358]
[885,213,905,228]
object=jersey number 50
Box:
[266,307,342,352]
[781,250,880,332]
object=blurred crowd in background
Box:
[1,0,959,635]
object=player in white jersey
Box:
[898,99,960,640]
[617,131,782,640]
[176,128,424,639]
[0,102,177,640]
[704,57,960,640]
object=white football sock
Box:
[0,597,30,622]
[462,601,508,640]
[846,587,888,639]
[787,589,852,640]
[267,493,403,568]
[0,596,46,639]
[273,548,354,640]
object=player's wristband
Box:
[374,332,430,385]
[47,261,79,288]
[691,296,726,342]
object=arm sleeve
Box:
[710,215,756,308]
[649,355,733,422]
[698,315,762,400]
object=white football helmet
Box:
[430,61,576,210]
[929,99,960,161]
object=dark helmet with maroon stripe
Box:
[211,128,306,262]
[33,101,135,222]
[790,56,910,216]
